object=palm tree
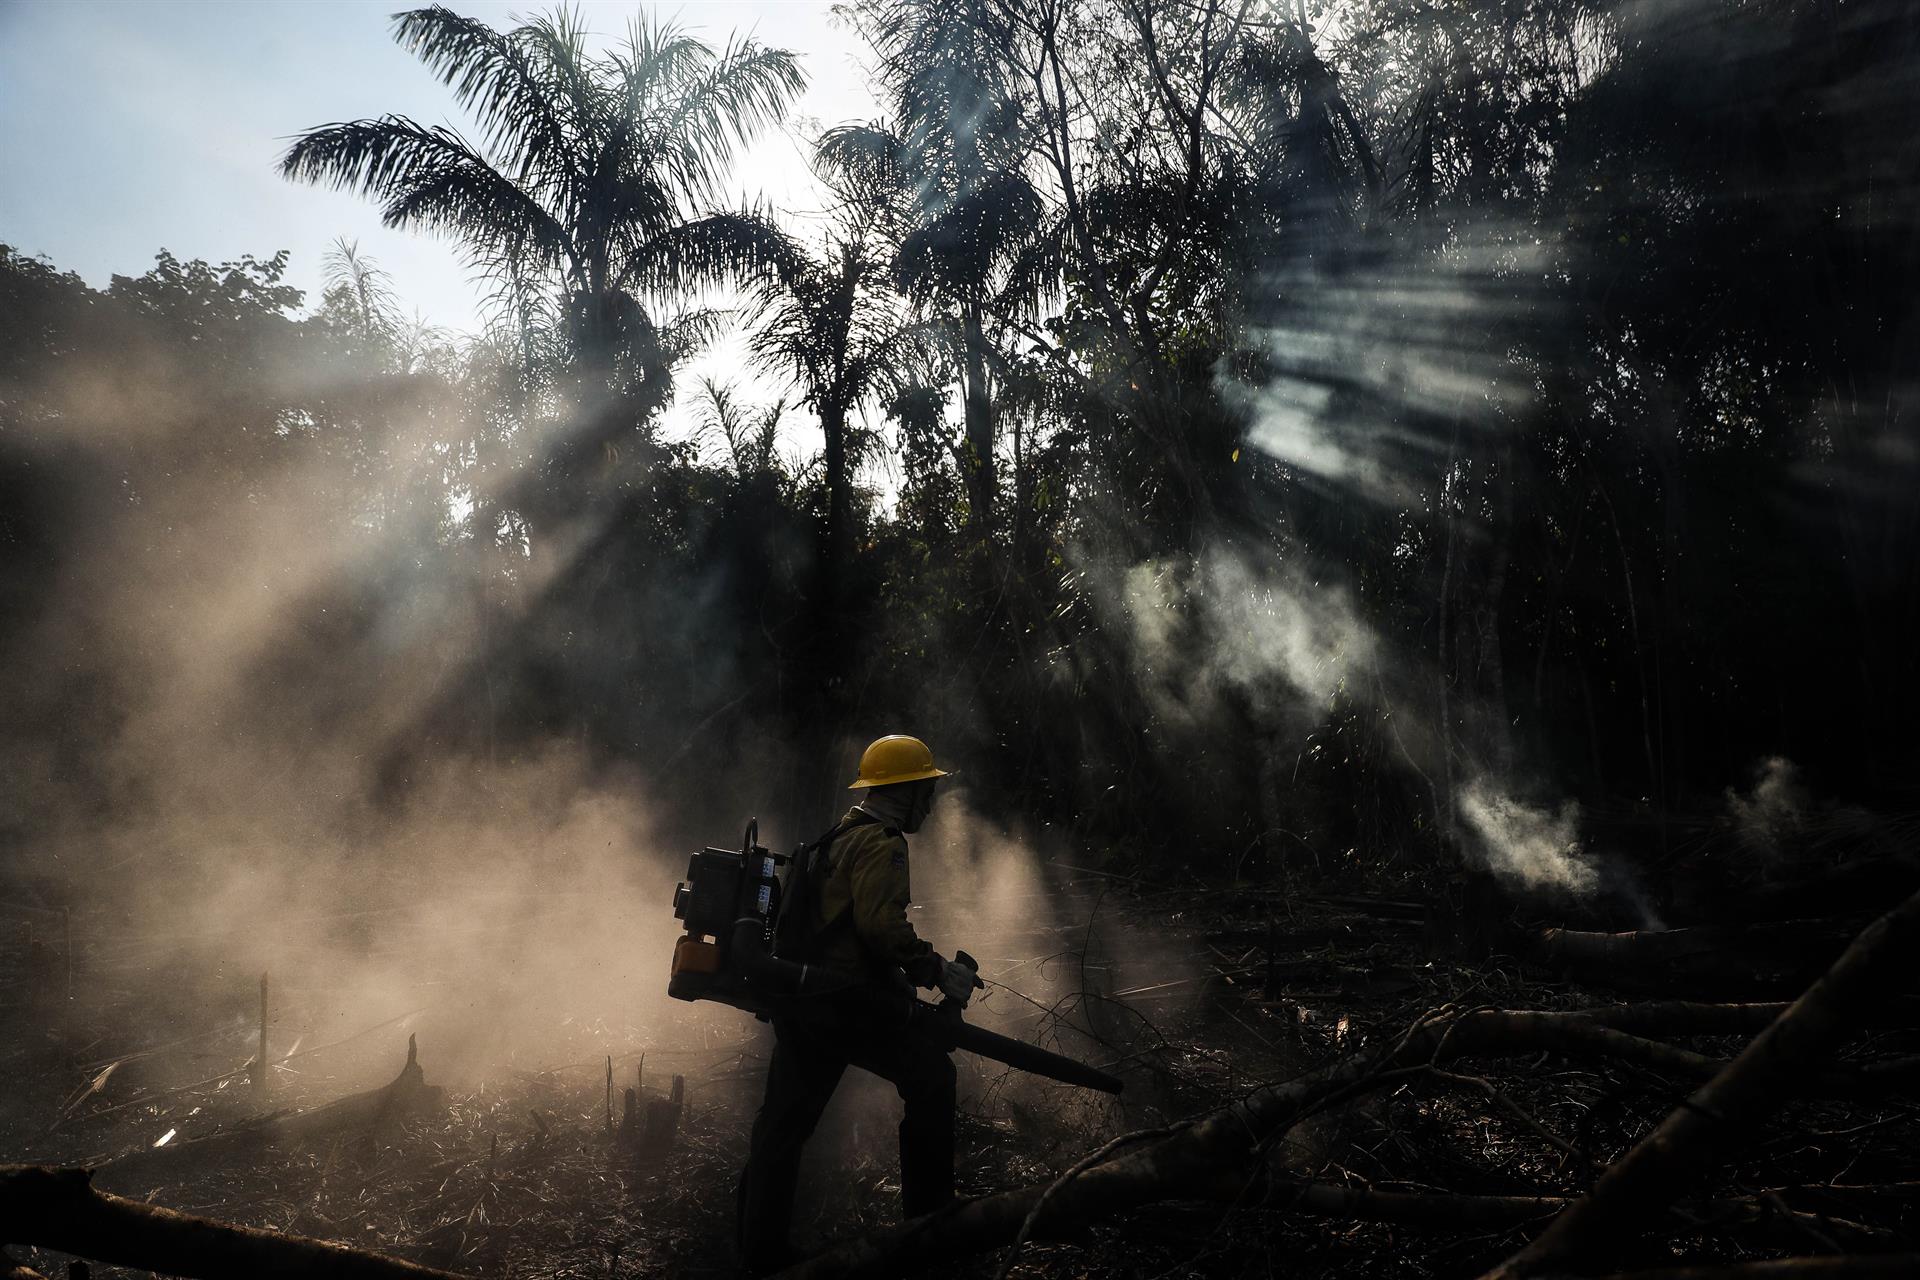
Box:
[280,5,804,468]
[822,0,1042,540]
[749,205,920,609]
[320,238,401,344]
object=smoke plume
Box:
[1456,779,1596,894]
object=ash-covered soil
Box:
[4,864,1916,1278]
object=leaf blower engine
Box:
[667,818,837,1013]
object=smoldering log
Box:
[0,1166,472,1280]
[1532,920,1865,995]
[1483,885,1920,1279]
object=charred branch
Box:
[0,1165,471,1280]
[1579,1261,1920,1280]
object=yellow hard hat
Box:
[849,735,950,789]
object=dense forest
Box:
[6,0,1917,875]
[3,0,1918,1277]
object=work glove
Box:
[938,954,980,1007]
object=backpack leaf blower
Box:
[669,819,1123,1094]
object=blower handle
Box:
[937,949,988,1022]
[953,949,986,987]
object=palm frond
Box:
[620,14,714,114]
[281,115,576,279]
[895,169,1042,299]
[816,123,915,198]
[621,209,793,298]
[604,18,720,205]
[694,376,785,479]
[517,7,603,155]
[991,208,1068,321]
[841,317,932,408]
[657,307,731,364]
[285,5,806,409]
[653,36,807,206]
[747,223,925,426]
[390,6,582,192]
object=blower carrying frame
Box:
[668,819,1123,1095]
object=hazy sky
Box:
[0,0,880,338]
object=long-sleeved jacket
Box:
[812,807,940,989]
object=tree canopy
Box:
[3,0,1916,886]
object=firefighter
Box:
[735,734,980,1275]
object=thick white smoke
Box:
[1457,779,1596,894]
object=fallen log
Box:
[1452,998,1920,1041]
[93,1036,441,1185]
[267,1034,442,1141]
[1242,1181,1900,1249]
[1302,894,1430,922]
[0,1166,472,1280]
[1260,1181,1565,1228]
[1483,886,1920,1278]
[1572,1001,1791,1038]
[1533,920,1863,995]
[55,1006,432,1134]
[1581,1260,1920,1280]
[1430,1011,1726,1079]
[1429,1010,1912,1096]
[1771,1182,1920,1215]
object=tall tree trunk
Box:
[1436,419,1463,841]
[1480,436,1515,776]
[962,303,995,540]
[821,397,852,611]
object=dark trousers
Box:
[736,1014,957,1271]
